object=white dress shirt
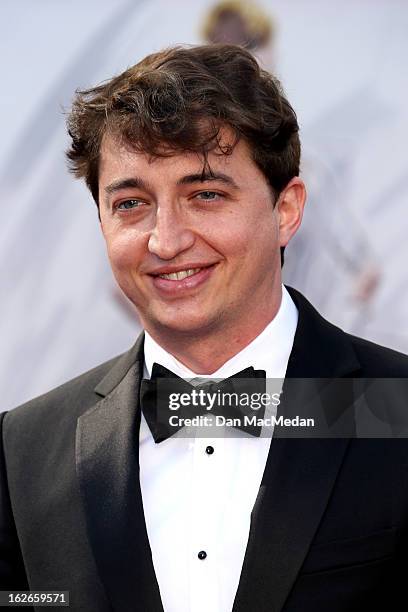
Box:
[139,286,298,612]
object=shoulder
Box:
[285,286,408,378]
[3,354,123,434]
[286,295,408,439]
[1,334,144,468]
[4,333,145,434]
[347,333,408,377]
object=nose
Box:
[147,205,195,260]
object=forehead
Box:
[98,127,261,185]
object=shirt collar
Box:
[143,285,298,380]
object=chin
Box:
[147,309,218,337]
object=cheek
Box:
[205,212,256,249]
[228,215,279,279]
[220,212,276,258]
[104,230,145,272]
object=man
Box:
[1,45,408,611]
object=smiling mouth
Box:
[157,267,203,281]
[151,264,217,281]
[149,264,217,294]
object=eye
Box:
[116,199,145,210]
[195,191,222,202]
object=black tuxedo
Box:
[1,287,408,611]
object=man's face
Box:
[98,129,289,340]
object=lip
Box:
[149,264,217,296]
[148,263,216,276]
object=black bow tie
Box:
[140,363,266,443]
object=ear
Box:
[275,177,306,247]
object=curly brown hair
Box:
[66,44,300,207]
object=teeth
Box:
[159,268,202,280]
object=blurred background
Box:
[1,0,408,411]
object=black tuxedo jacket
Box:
[1,288,408,611]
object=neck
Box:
[145,289,282,374]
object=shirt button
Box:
[205,445,214,455]
[198,550,207,560]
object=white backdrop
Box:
[1,0,408,410]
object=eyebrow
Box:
[104,177,152,196]
[176,172,239,189]
[104,172,239,204]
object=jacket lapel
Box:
[76,334,164,612]
[233,287,362,612]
